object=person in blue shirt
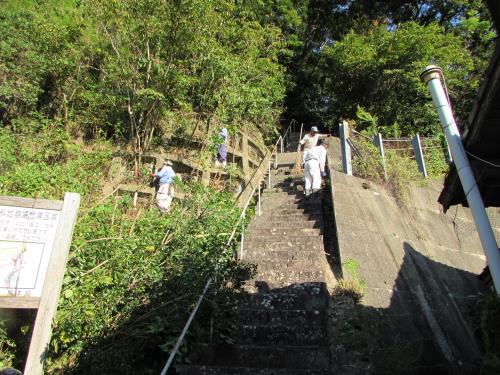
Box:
[150,160,176,213]
[215,127,228,168]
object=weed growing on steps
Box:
[335,259,365,303]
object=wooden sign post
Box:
[0,193,80,375]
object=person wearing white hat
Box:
[150,160,176,213]
[304,140,329,197]
[298,126,329,164]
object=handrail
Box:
[159,119,296,375]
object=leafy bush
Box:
[0,320,16,369]
[44,183,242,373]
[352,135,420,204]
[474,292,500,374]
[0,127,111,200]
[423,136,450,178]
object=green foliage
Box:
[0,0,288,151]
[0,320,16,369]
[285,1,494,135]
[42,182,243,373]
[338,259,365,302]
[356,106,378,135]
[385,150,421,204]
[318,22,476,134]
[0,127,111,200]
[423,136,450,178]
[352,135,420,204]
[474,292,500,374]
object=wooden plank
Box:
[0,296,40,309]
[24,192,80,375]
[0,196,63,210]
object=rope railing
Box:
[159,120,296,375]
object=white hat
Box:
[310,126,319,132]
[164,160,173,166]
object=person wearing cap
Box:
[150,160,176,213]
[299,126,329,164]
[215,126,228,168]
[303,140,329,197]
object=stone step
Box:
[247,268,324,287]
[188,343,330,370]
[238,283,328,310]
[263,187,304,195]
[243,247,324,262]
[243,237,324,249]
[248,219,322,230]
[258,213,323,222]
[236,307,326,326]
[246,227,322,237]
[177,365,329,375]
[243,271,325,291]
[242,259,323,273]
[260,200,323,211]
[233,323,327,346]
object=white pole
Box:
[421,65,500,295]
[280,136,284,153]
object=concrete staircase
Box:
[178,150,331,374]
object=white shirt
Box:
[300,133,327,149]
[304,145,327,171]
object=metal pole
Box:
[268,161,271,189]
[421,65,500,295]
[258,180,261,216]
[280,136,284,153]
[240,210,245,259]
[373,133,387,180]
[274,148,278,169]
[412,133,428,178]
[339,120,352,176]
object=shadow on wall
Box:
[330,242,483,375]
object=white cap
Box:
[310,126,319,132]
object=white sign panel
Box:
[0,206,60,298]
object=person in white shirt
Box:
[298,126,329,164]
[303,140,329,197]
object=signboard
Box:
[0,193,80,375]
[0,206,60,298]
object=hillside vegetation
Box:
[0,0,497,373]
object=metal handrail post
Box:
[280,136,284,153]
[421,65,500,295]
[268,160,271,189]
[240,209,245,259]
[258,180,261,216]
